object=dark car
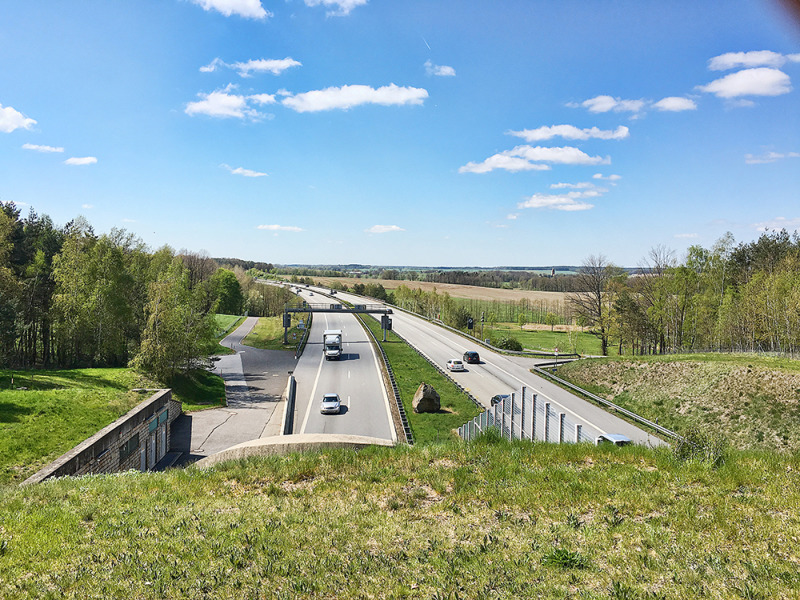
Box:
[490,394,510,407]
[463,351,480,364]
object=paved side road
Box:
[168,317,298,467]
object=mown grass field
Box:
[359,315,482,445]
[0,368,225,485]
[1,438,798,599]
[555,353,800,453]
[242,315,307,351]
[488,321,605,355]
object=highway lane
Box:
[325,287,665,447]
[290,287,395,442]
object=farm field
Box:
[311,276,568,305]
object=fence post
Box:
[544,402,550,442]
[559,413,565,443]
[509,393,516,441]
[575,424,582,443]
[531,393,537,441]
[519,387,525,441]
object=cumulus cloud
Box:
[82,204,94,209]
[593,173,622,181]
[257,224,303,232]
[22,143,64,153]
[200,57,301,77]
[185,85,273,120]
[191,0,271,19]
[64,157,97,166]
[708,50,798,71]
[366,225,404,233]
[507,214,518,220]
[459,145,609,174]
[517,191,596,211]
[304,0,368,16]
[0,104,36,133]
[697,67,791,98]
[572,95,646,114]
[674,233,699,239]
[753,217,800,232]
[744,151,800,164]
[424,60,456,77]
[653,96,697,111]
[550,182,600,190]
[222,164,268,177]
[281,84,428,112]
[508,125,629,142]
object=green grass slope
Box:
[1,439,798,599]
[555,354,800,453]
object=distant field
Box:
[489,322,605,355]
[312,276,568,305]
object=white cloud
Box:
[697,67,791,98]
[674,233,699,239]
[22,143,64,153]
[653,97,697,111]
[424,60,456,77]
[185,85,272,120]
[506,213,518,220]
[593,173,621,181]
[366,225,404,233]
[201,57,301,77]
[518,192,595,211]
[744,151,800,164]
[708,50,789,71]
[222,164,268,177]
[82,204,94,209]
[121,218,136,223]
[0,104,36,133]
[574,95,646,114]
[304,0,368,16]
[460,145,609,174]
[191,0,271,19]
[550,182,598,190]
[64,156,97,166]
[281,84,428,113]
[257,224,304,232]
[753,217,800,232]
[508,125,629,142]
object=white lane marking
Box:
[367,326,397,443]
[300,326,328,434]
[348,370,351,379]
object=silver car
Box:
[446,359,466,372]
[320,393,341,414]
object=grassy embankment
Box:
[242,315,308,351]
[482,321,605,355]
[1,437,799,599]
[555,353,800,453]
[0,367,224,485]
[359,315,482,445]
[205,313,246,355]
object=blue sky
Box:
[1,0,799,267]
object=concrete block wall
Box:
[23,389,182,485]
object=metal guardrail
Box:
[531,365,681,441]
[354,313,414,445]
[295,311,312,359]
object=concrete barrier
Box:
[194,433,394,469]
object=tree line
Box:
[0,203,292,379]
[569,230,800,356]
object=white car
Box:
[446,359,466,372]
[320,393,341,414]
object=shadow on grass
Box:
[0,402,35,423]
[169,369,226,410]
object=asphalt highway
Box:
[290,288,396,442]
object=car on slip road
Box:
[463,351,480,364]
[320,393,341,414]
[490,394,510,407]
[446,359,466,372]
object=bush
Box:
[492,336,523,351]
[673,425,727,468]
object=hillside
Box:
[1,438,799,599]
[555,354,800,453]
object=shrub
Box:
[492,336,523,351]
[673,425,727,468]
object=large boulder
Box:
[412,383,440,413]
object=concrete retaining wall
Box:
[23,389,181,485]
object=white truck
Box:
[323,329,343,360]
